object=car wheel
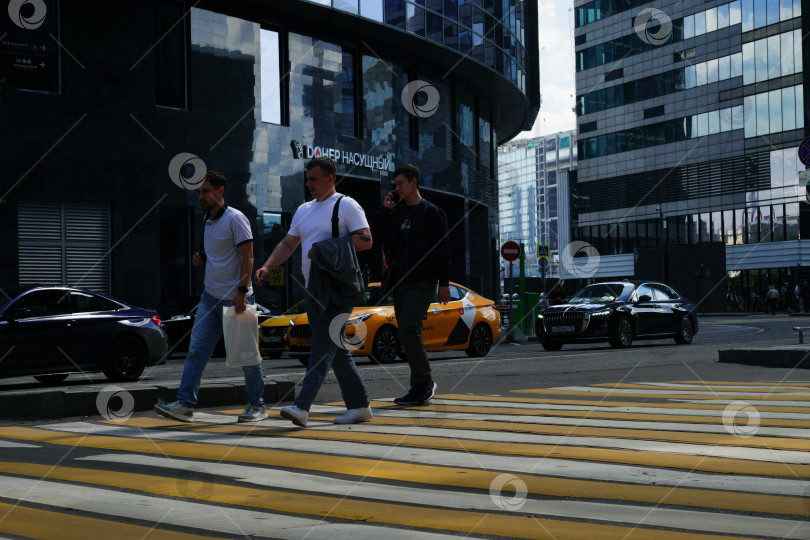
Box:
[609,317,634,348]
[371,326,400,364]
[104,336,147,382]
[264,351,283,359]
[33,374,69,384]
[541,341,563,351]
[465,323,493,357]
[674,316,694,344]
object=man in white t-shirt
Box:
[154,171,266,423]
[254,157,373,427]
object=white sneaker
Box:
[280,405,308,427]
[154,401,193,423]
[334,406,373,424]
[238,404,268,423]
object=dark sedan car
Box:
[161,300,277,356]
[535,281,698,351]
[0,286,168,383]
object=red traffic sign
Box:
[501,241,521,262]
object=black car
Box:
[0,286,168,383]
[161,300,277,356]
[535,281,698,351]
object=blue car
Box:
[0,286,168,383]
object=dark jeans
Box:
[294,299,369,412]
[393,281,435,390]
[768,298,777,314]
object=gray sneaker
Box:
[280,405,308,427]
[334,406,373,424]
[238,404,268,423]
[154,401,193,423]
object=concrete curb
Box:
[0,379,295,420]
[718,347,810,369]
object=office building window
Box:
[743,84,804,137]
[260,28,283,125]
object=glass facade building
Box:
[498,131,577,278]
[0,0,540,307]
[572,0,809,300]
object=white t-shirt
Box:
[203,206,254,300]
[288,192,369,285]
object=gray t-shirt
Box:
[203,206,253,300]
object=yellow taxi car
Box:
[259,300,306,358]
[287,282,501,364]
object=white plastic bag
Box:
[222,305,262,367]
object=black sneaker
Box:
[394,382,437,405]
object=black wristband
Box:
[237,285,249,294]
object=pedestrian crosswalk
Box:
[0,380,808,539]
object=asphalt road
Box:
[0,314,805,410]
[1,314,808,539]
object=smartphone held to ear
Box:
[389,182,400,203]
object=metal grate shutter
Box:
[18,246,63,286]
[18,202,110,294]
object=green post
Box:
[519,243,527,333]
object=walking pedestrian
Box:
[154,171,266,423]
[766,285,779,315]
[782,282,791,313]
[378,164,452,406]
[254,157,374,427]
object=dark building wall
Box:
[1,0,537,307]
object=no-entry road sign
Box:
[501,241,521,262]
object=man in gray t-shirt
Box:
[155,171,266,423]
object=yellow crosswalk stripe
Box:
[0,427,806,516]
[113,417,810,478]
[677,381,810,387]
[365,400,810,428]
[305,413,810,451]
[435,394,810,412]
[512,388,810,401]
[0,500,220,539]
[214,408,810,451]
[589,383,810,392]
[0,463,751,540]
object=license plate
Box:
[263,336,282,343]
[552,325,575,333]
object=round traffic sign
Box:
[501,241,521,262]
[799,137,810,167]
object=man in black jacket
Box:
[378,164,452,405]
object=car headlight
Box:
[589,310,612,318]
[347,313,373,324]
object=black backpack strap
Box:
[332,196,344,238]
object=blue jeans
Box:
[294,300,369,411]
[177,290,264,408]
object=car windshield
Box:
[364,286,393,307]
[284,301,307,315]
[569,283,633,304]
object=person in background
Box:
[378,164,452,406]
[766,285,779,316]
